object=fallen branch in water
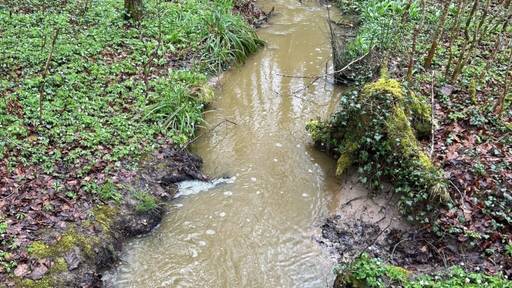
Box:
[274,49,372,80]
[181,118,238,150]
[338,196,366,211]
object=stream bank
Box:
[313,0,512,286]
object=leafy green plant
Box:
[98,181,122,203]
[506,243,512,257]
[338,254,511,288]
[341,0,421,61]
[133,191,158,213]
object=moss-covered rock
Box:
[307,70,447,223]
[406,91,432,139]
[28,229,97,260]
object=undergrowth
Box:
[322,0,512,284]
[307,70,446,223]
[0,0,261,281]
[337,254,512,288]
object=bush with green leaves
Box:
[337,0,421,63]
[307,69,446,223]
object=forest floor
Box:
[0,0,266,286]
[318,0,512,286]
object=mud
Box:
[320,203,500,288]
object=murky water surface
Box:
[103,1,376,287]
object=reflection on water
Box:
[103,1,365,287]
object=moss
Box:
[92,205,118,233]
[336,140,359,176]
[418,151,434,170]
[469,78,477,104]
[386,106,420,156]
[407,91,432,138]
[51,257,68,273]
[336,154,352,176]
[361,78,404,101]
[27,241,51,259]
[19,278,53,288]
[28,228,97,259]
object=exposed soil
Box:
[320,210,512,287]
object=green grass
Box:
[0,0,261,177]
[0,0,261,275]
[133,191,158,213]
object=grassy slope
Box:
[0,0,260,279]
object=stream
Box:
[103,0,379,287]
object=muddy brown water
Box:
[103,1,396,287]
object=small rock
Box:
[64,247,82,271]
[29,264,49,280]
[14,263,29,277]
[440,85,455,97]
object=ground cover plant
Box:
[0,0,261,284]
[314,0,512,284]
[336,253,512,288]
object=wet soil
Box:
[320,198,510,288]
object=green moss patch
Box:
[28,229,96,259]
[92,205,119,233]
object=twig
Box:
[274,49,371,79]
[181,119,238,150]
[356,219,393,258]
[449,180,467,210]
[39,27,60,124]
[390,238,411,261]
[339,196,366,211]
[422,239,448,268]
[430,70,436,157]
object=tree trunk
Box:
[445,0,466,78]
[125,0,143,21]
[494,41,512,115]
[424,0,452,69]
[450,0,480,83]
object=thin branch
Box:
[274,49,372,80]
[181,119,238,150]
[39,27,60,124]
[430,70,436,157]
